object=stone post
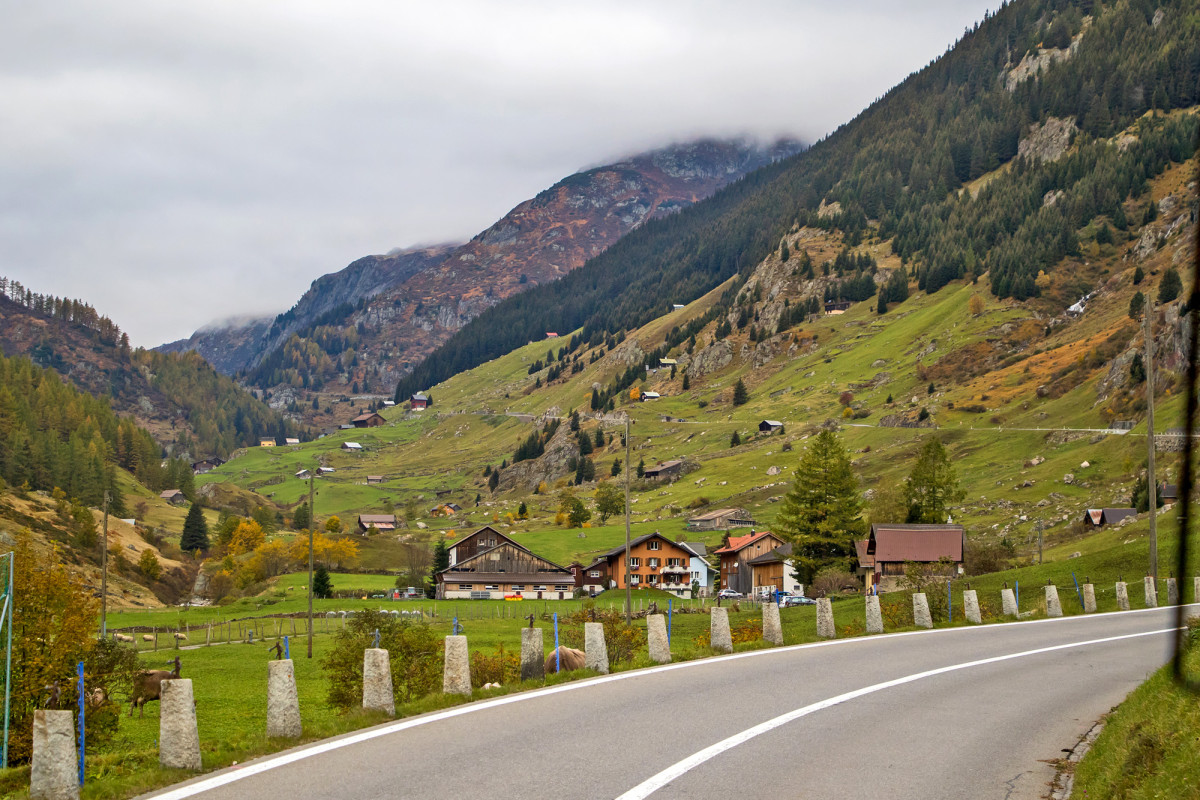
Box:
[1082,583,1096,613]
[962,590,981,624]
[1194,577,1200,605]
[441,637,471,697]
[1044,584,1063,618]
[1001,587,1018,617]
[912,593,932,629]
[1116,581,1129,611]
[710,607,733,653]
[1166,577,1179,605]
[816,598,836,639]
[584,622,609,673]
[520,627,544,682]
[363,648,396,713]
[266,659,301,738]
[30,710,78,800]
[1144,576,1157,608]
[762,602,783,646]
[647,614,672,663]
[865,595,883,634]
[159,679,201,771]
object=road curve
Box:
[143,606,1188,800]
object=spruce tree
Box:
[732,378,749,406]
[903,436,965,524]
[180,502,210,553]
[432,538,450,574]
[313,566,333,599]
[774,429,864,583]
[594,428,605,449]
[682,373,690,391]
[1158,267,1182,304]
[730,430,741,448]
[1129,291,1145,320]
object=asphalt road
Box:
[145,606,1188,800]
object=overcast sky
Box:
[0,0,1000,347]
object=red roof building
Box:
[714,530,785,595]
[866,523,964,592]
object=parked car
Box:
[717,589,743,599]
[781,595,816,607]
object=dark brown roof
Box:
[868,524,964,563]
[854,539,874,569]
[747,543,793,566]
[441,573,574,584]
[598,531,689,560]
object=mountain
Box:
[0,280,307,460]
[158,314,274,376]
[395,0,1199,401]
[161,138,803,400]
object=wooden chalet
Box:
[259,438,276,447]
[1083,508,1137,527]
[437,526,575,600]
[191,457,224,475]
[357,514,397,534]
[824,300,851,314]
[285,437,301,445]
[342,441,364,452]
[642,460,683,481]
[351,411,386,428]
[159,489,187,506]
[581,532,696,598]
[746,542,802,598]
[686,507,755,531]
[1160,483,1179,502]
[758,420,784,433]
[867,523,965,592]
[410,392,428,411]
[714,531,786,594]
[366,475,384,485]
[854,539,876,592]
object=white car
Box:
[717,589,743,599]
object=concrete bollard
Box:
[363,648,397,713]
[816,598,836,639]
[441,637,471,697]
[865,595,883,634]
[1001,588,1018,617]
[1116,581,1129,611]
[709,607,733,653]
[30,710,78,800]
[647,614,672,663]
[1045,585,1063,618]
[584,622,609,674]
[912,593,932,629]
[1195,577,1200,604]
[520,627,544,682]
[762,602,783,646]
[266,659,301,738]
[1144,576,1157,608]
[963,590,981,624]
[1082,584,1096,613]
[159,679,202,771]
[1166,577,1179,606]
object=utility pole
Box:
[624,416,632,626]
[100,490,109,638]
[1037,518,1043,565]
[308,470,315,658]
[1145,294,1158,580]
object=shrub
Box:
[812,567,859,597]
[322,610,442,709]
[561,607,642,664]
[469,643,520,687]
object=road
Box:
[145,606,1188,800]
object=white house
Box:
[681,541,717,597]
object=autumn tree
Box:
[903,436,965,524]
[594,482,624,524]
[968,294,984,316]
[229,519,266,555]
[774,429,864,583]
[137,548,161,580]
[324,515,343,535]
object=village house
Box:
[259,438,276,447]
[715,531,786,595]
[686,507,756,531]
[854,539,875,589]
[382,400,396,407]
[865,523,965,592]
[545,332,558,339]
[581,532,697,598]
[824,300,851,314]
[746,542,803,598]
[640,391,661,401]
[659,358,677,367]
[351,411,385,428]
[1160,483,1178,502]
[191,457,224,475]
[285,437,300,446]
[758,420,784,433]
[680,541,716,596]
[342,441,364,452]
[159,489,187,506]
[357,514,397,534]
[410,392,428,411]
[642,460,683,481]
[317,466,336,475]
[366,475,384,485]
[1083,508,1137,527]
[672,304,685,311]
[437,526,575,600]
[295,469,311,479]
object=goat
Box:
[129,657,181,717]
[543,646,586,674]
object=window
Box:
[629,557,640,568]
[533,585,547,591]
[648,558,659,568]
[510,585,524,591]
[589,570,601,578]
[458,584,473,590]
[629,574,640,585]
[555,585,570,591]
[648,574,658,584]
[648,540,661,551]
[484,585,499,591]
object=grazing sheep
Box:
[114,633,135,643]
[543,646,586,674]
[142,634,155,642]
[173,632,188,641]
[129,657,181,717]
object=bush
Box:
[561,607,642,664]
[812,567,859,597]
[322,610,442,709]
[469,644,520,687]
[965,540,1014,576]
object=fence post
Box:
[76,661,84,787]
[553,613,560,673]
[667,599,673,645]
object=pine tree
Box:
[1129,291,1145,320]
[312,565,333,599]
[774,429,863,583]
[488,469,500,492]
[636,459,645,478]
[180,502,210,553]
[432,539,450,574]
[594,428,605,449]
[732,378,749,406]
[780,240,790,262]
[611,458,622,477]
[682,373,690,391]
[1158,267,1182,304]
[730,430,741,448]
[903,436,965,524]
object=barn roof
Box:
[868,524,964,563]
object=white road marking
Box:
[142,605,1190,799]
[614,627,1177,800]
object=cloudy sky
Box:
[1,0,1000,347]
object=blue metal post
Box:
[1015,580,1020,610]
[667,599,673,645]
[1071,572,1084,610]
[76,661,85,786]
[948,580,952,622]
[553,613,560,673]
[284,636,290,659]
